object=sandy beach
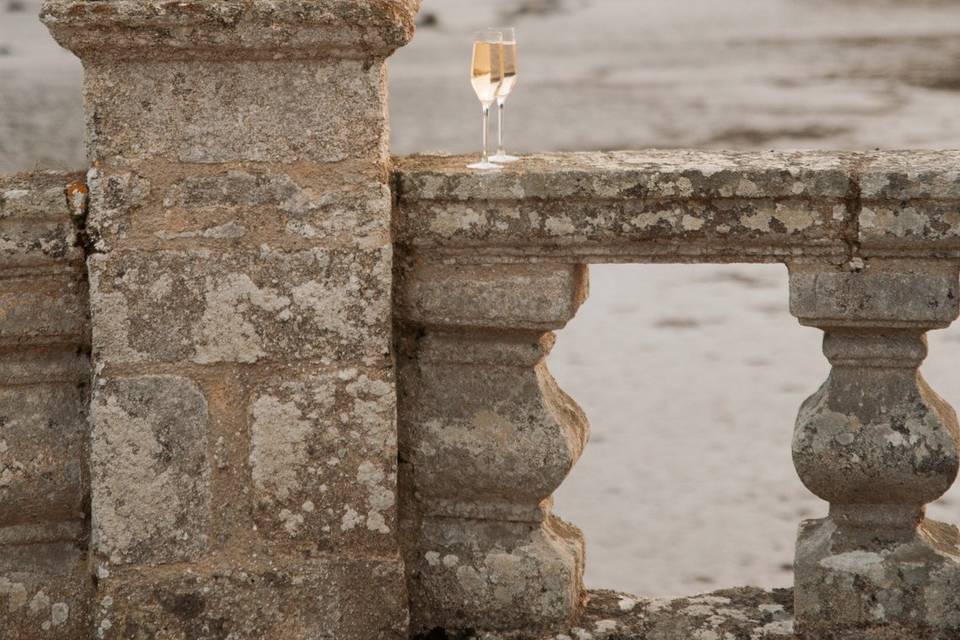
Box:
[5,0,960,599]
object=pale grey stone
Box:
[90,375,210,565]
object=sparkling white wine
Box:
[471,40,504,105]
[497,42,518,99]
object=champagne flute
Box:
[467,30,504,170]
[490,27,519,163]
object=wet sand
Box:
[5,0,960,599]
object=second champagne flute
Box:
[467,29,504,170]
[490,27,519,163]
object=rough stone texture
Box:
[418,588,795,640]
[857,151,960,256]
[85,166,390,253]
[398,263,590,633]
[0,171,91,638]
[89,247,392,367]
[788,261,960,638]
[42,1,420,637]
[0,384,86,528]
[395,150,960,265]
[79,60,388,166]
[395,151,858,263]
[248,366,398,550]
[0,541,92,639]
[42,0,421,61]
[90,375,210,566]
[401,263,588,331]
[93,556,407,640]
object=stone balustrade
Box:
[396,151,960,639]
[1,1,959,638]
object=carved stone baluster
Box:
[789,261,960,638]
[399,262,590,634]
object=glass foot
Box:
[490,153,520,163]
[466,161,502,171]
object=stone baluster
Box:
[398,262,590,634]
[789,260,960,638]
[0,173,91,636]
[43,2,420,638]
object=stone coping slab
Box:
[395,151,960,263]
[42,0,421,60]
[414,587,795,640]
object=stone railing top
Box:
[42,0,421,60]
[395,150,960,264]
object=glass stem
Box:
[497,100,505,155]
[482,104,491,163]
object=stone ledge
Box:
[394,151,960,263]
[42,0,422,60]
[415,587,795,639]
[0,170,85,268]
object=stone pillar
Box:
[43,2,419,638]
[789,260,960,639]
[398,262,589,634]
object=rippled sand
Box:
[5,0,960,599]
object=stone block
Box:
[410,515,584,633]
[248,366,397,551]
[0,541,92,638]
[789,264,960,328]
[89,246,391,366]
[395,151,855,260]
[86,166,390,252]
[0,172,78,220]
[93,555,407,640]
[90,375,210,565]
[858,151,960,200]
[0,171,84,268]
[0,383,86,527]
[795,517,960,639]
[0,273,86,347]
[42,0,421,61]
[401,263,588,331]
[81,59,387,165]
[396,150,855,202]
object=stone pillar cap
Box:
[42,0,421,60]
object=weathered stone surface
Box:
[403,348,587,515]
[410,515,585,634]
[0,274,86,348]
[0,541,92,638]
[794,517,960,640]
[789,263,960,328]
[0,171,85,268]
[0,172,92,638]
[395,151,960,263]
[416,587,795,639]
[86,166,390,252]
[248,366,398,551]
[90,375,210,565]
[94,556,407,640]
[80,60,387,165]
[399,262,590,633]
[43,0,421,61]
[398,151,856,202]
[89,246,391,367]
[396,151,857,262]
[789,261,960,637]
[400,263,588,331]
[0,384,86,527]
[42,0,411,636]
